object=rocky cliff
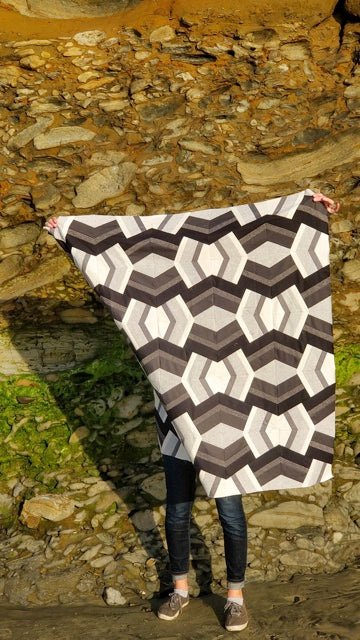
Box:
[0,1,359,607]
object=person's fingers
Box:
[43,216,58,230]
[312,193,340,213]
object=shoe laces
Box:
[169,592,182,610]
[225,601,243,615]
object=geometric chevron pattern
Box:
[53,188,335,498]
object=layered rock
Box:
[0,3,359,608]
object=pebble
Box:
[73,31,106,46]
[69,426,90,444]
[8,116,53,150]
[19,55,46,70]
[342,259,360,282]
[178,139,218,154]
[140,473,166,502]
[131,509,161,532]
[79,544,102,561]
[90,555,114,568]
[149,26,176,44]
[103,586,126,606]
[34,126,95,149]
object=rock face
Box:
[2,0,339,26]
[2,0,135,18]
[0,4,359,608]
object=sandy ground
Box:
[1,564,359,640]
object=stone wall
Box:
[0,2,359,607]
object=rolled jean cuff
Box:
[172,573,188,582]
[227,580,245,589]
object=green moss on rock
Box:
[334,344,360,386]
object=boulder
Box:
[20,494,76,528]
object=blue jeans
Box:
[163,455,247,589]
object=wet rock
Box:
[248,501,324,529]
[72,163,137,208]
[20,495,76,528]
[8,116,53,150]
[34,126,95,150]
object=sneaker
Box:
[224,600,249,632]
[157,592,190,621]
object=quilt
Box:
[51,188,335,497]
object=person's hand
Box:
[43,216,58,231]
[312,193,340,213]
